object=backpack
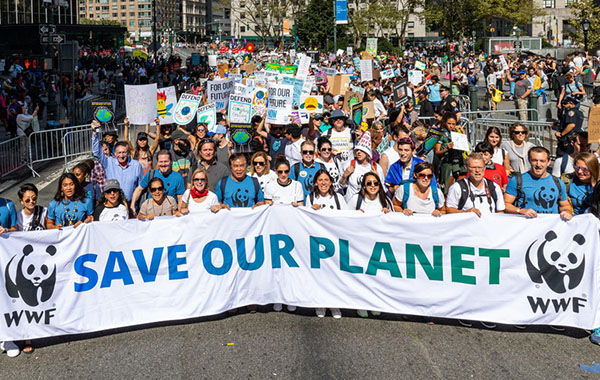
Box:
[355,193,393,210]
[350,159,377,172]
[219,176,261,205]
[457,178,498,212]
[402,180,439,209]
[513,173,562,210]
[310,192,341,209]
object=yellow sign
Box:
[283,19,290,35]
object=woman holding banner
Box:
[249,151,277,193]
[179,168,219,214]
[348,172,393,214]
[137,178,181,220]
[306,169,348,212]
[46,173,94,229]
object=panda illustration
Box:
[5,244,57,307]
[525,231,586,294]
[232,188,251,207]
[533,185,558,210]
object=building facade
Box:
[532,0,575,46]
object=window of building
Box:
[407,21,414,28]
[240,12,245,19]
[130,19,135,26]
[101,6,108,10]
[408,33,414,37]
[129,4,134,8]
[112,12,117,16]
[240,26,245,33]
[543,0,555,8]
[95,6,100,10]
[130,11,135,16]
[101,14,109,19]
[121,5,125,9]
[121,12,125,16]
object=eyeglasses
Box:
[366,181,380,187]
[193,178,207,182]
[253,161,266,166]
[574,165,590,174]
[106,189,119,194]
[320,147,332,152]
[513,130,527,135]
[468,166,485,171]
[277,169,290,174]
[416,173,433,179]
[23,198,37,203]
[302,150,315,155]
[150,187,164,192]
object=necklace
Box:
[62,199,79,226]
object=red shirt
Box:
[484,163,508,188]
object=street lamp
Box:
[582,18,590,53]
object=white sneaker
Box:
[315,308,326,318]
[1,341,20,358]
[331,308,342,319]
[273,303,283,312]
[357,309,368,318]
[286,305,297,312]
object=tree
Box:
[297,0,348,49]
[568,0,600,49]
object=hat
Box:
[171,127,189,141]
[137,131,148,140]
[313,113,324,120]
[354,131,372,158]
[440,85,450,92]
[208,124,227,135]
[329,109,346,120]
[104,179,121,192]
[562,96,576,105]
[518,69,527,75]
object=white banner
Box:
[296,55,312,79]
[1,209,599,341]
[125,84,158,125]
[206,79,235,111]
[360,60,373,82]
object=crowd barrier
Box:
[471,118,556,156]
[0,136,28,178]
[461,108,539,121]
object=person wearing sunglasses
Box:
[265,157,304,208]
[138,178,181,221]
[290,140,323,199]
[188,122,209,152]
[256,116,288,162]
[250,151,276,193]
[564,152,599,215]
[393,162,445,216]
[179,168,219,214]
[16,183,46,231]
[340,131,384,202]
[315,137,342,191]
[349,172,393,213]
[93,180,132,221]
[500,123,534,175]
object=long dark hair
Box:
[484,126,503,147]
[98,188,127,209]
[53,173,86,202]
[590,182,600,219]
[359,172,391,209]
[310,169,336,197]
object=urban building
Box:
[0,0,78,25]
[532,0,576,46]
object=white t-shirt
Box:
[284,138,304,167]
[17,207,47,231]
[264,179,304,204]
[394,183,445,214]
[373,98,387,117]
[316,158,342,190]
[491,147,507,166]
[342,161,385,202]
[181,190,219,212]
[552,155,574,177]
[446,179,505,214]
[252,170,277,193]
[305,193,348,210]
[96,204,129,222]
[326,128,354,165]
[382,147,400,169]
[347,193,391,213]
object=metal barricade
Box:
[471,118,557,156]
[0,136,28,178]
[461,108,539,121]
[455,95,471,113]
[416,116,473,145]
[62,129,94,171]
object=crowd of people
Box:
[1,44,600,357]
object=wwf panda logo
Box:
[525,231,586,294]
[4,245,57,307]
[232,188,251,207]
[533,186,558,210]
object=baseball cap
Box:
[104,179,121,192]
[518,69,527,75]
[440,85,450,92]
[208,124,227,135]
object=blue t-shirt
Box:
[427,83,441,102]
[290,162,323,198]
[140,169,185,200]
[83,182,101,203]
[0,198,17,229]
[385,157,438,188]
[215,175,264,208]
[568,179,593,215]
[48,198,94,226]
[506,173,568,214]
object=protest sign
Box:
[451,131,470,151]
[408,70,424,86]
[234,83,247,95]
[301,77,315,96]
[1,209,599,342]
[173,93,201,125]
[328,74,351,95]
[322,67,337,77]
[281,77,305,107]
[125,84,157,125]
[206,79,235,111]
[351,102,363,125]
[353,57,361,69]
[265,62,281,73]
[228,94,253,124]
[314,72,327,85]
[299,95,324,114]
[208,55,217,67]
[296,55,312,79]
[360,60,373,82]
[363,101,375,120]
[343,91,363,113]
[197,104,217,133]
[347,46,353,56]
[589,105,600,141]
[156,86,177,125]
[251,88,269,117]
[366,38,378,56]
[393,80,408,106]
[414,61,427,70]
[266,84,294,124]
[240,62,256,75]
[91,102,117,134]
[380,69,395,80]
[217,62,230,78]
[230,123,254,153]
[350,85,365,96]
[281,66,297,75]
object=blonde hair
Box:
[574,152,600,187]
[249,151,271,175]
[190,168,210,190]
[413,126,428,142]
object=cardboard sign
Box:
[360,60,373,82]
[217,62,230,78]
[197,103,217,133]
[240,62,256,75]
[351,102,363,126]
[328,74,351,95]
[296,55,312,79]
[230,123,254,153]
[174,93,201,125]
[314,72,327,85]
[228,94,252,124]
[282,76,305,107]
[588,105,600,141]
[363,101,375,120]
[91,101,117,134]
[156,86,177,125]
[343,91,364,113]
[299,95,324,114]
[266,84,294,124]
[125,84,158,125]
[393,80,408,105]
[206,79,235,111]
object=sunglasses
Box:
[193,178,207,182]
[302,150,315,155]
[277,169,290,174]
[23,198,37,203]
[150,187,164,192]
[574,165,590,174]
[416,173,434,179]
[106,189,119,194]
[513,130,527,135]
[366,181,380,187]
[253,161,266,166]
[320,147,332,152]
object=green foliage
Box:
[568,0,600,49]
[297,0,348,49]
[79,17,123,26]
